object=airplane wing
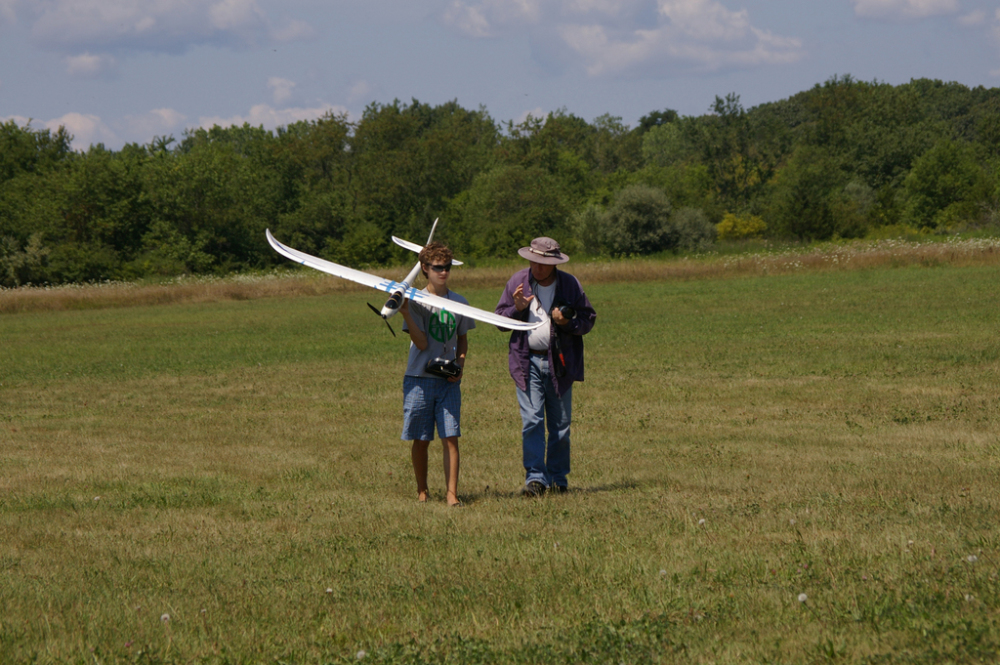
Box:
[267,229,386,290]
[391,236,463,265]
[266,229,541,331]
[408,289,542,331]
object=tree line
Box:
[2,75,999,287]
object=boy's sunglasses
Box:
[429,263,452,273]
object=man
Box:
[495,237,596,496]
[399,241,474,507]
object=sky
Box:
[1,0,998,151]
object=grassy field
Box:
[2,242,1000,663]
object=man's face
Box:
[530,261,555,284]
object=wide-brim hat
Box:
[517,237,569,265]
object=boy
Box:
[399,242,475,506]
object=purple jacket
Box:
[495,267,596,396]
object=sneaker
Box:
[522,480,546,497]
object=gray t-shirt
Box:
[402,289,476,378]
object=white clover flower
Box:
[698,518,706,526]
[160,613,170,623]
[356,650,367,660]
[789,518,796,525]
[797,593,808,603]
[967,555,978,563]
[326,588,333,594]
[659,569,667,576]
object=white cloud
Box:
[268,77,296,104]
[957,10,986,27]
[442,0,802,76]
[1,112,116,149]
[851,0,958,19]
[443,0,543,36]
[348,80,373,104]
[563,0,626,16]
[198,102,349,132]
[48,112,118,150]
[658,0,750,42]
[443,1,494,37]
[119,108,187,142]
[208,0,264,32]
[65,52,117,77]
[15,0,310,58]
[273,18,315,42]
[517,106,546,123]
[0,0,16,24]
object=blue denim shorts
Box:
[401,375,462,441]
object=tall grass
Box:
[3,235,998,315]
[1,252,999,663]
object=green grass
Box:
[2,262,999,663]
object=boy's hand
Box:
[447,358,464,382]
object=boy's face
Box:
[423,260,451,290]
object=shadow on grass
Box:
[457,478,642,505]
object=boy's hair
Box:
[419,242,453,275]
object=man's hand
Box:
[513,284,534,312]
[551,307,568,326]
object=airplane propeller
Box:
[367,302,396,337]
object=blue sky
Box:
[1,0,998,151]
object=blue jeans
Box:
[516,354,572,488]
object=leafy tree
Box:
[448,164,569,258]
[591,113,642,175]
[349,99,498,256]
[497,109,596,205]
[272,113,356,255]
[642,122,690,168]
[903,139,990,228]
[0,121,73,186]
[0,233,49,287]
[830,180,878,237]
[970,96,1000,158]
[4,81,1000,286]
[635,109,679,134]
[767,145,844,240]
[692,93,782,211]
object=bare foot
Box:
[417,490,428,503]
[446,491,462,507]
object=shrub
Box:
[716,212,767,240]
[604,184,673,255]
[673,207,717,249]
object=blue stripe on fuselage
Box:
[377,279,422,300]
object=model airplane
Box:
[265,220,543,336]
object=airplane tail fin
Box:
[367,302,396,337]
